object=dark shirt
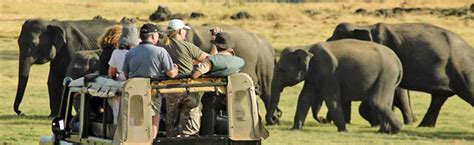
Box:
[99,47,114,75]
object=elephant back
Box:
[59,20,118,53]
[308,39,402,95]
[186,25,275,84]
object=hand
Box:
[210,27,222,38]
[173,64,178,71]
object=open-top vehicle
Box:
[39,73,268,145]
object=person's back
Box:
[160,19,208,137]
[124,43,172,78]
[99,25,122,75]
[165,38,203,74]
[122,23,178,139]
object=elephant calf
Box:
[294,39,403,133]
[268,46,415,126]
[66,50,101,79]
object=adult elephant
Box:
[269,46,415,127]
[185,24,279,122]
[294,39,404,133]
[327,22,474,127]
[15,19,116,116]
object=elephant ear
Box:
[353,29,373,41]
[295,49,312,70]
[46,25,67,51]
[89,53,100,73]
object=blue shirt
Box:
[123,42,174,78]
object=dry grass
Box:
[0,0,473,144]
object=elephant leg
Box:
[323,101,350,124]
[393,88,415,125]
[311,95,325,123]
[370,89,403,134]
[325,96,346,132]
[320,79,345,132]
[47,71,64,117]
[359,101,380,127]
[292,81,315,130]
[418,94,450,127]
[342,101,351,124]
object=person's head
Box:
[99,24,122,50]
[211,32,236,53]
[118,24,140,50]
[139,23,160,44]
[166,19,190,40]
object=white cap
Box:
[167,19,191,30]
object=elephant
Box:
[184,24,279,123]
[15,18,117,116]
[66,50,101,79]
[327,22,474,127]
[268,46,415,126]
[293,39,404,133]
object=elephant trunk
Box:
[13,55,34,115]
[266,75,284,125]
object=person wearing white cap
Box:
[162,19,211,137]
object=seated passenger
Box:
[197,31,245,136]
[162,19,209,137]
[108,24,140,124]
[123,23,178,139]
[191,32,245,79]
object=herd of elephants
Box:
[13,17,474,134]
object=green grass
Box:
[0,1,473,144]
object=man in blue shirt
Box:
[123,23,178,138]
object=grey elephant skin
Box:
[268,46,415,126]
[294,39,404,133]
[185,25,277,121]
[327,22,474,127]
[15,19,116,116]
[59,24,277,122]
[66,50,101,79]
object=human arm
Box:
[191,69,202,79]
[166,64,178,78]
[161,50,178,78]
[108,50,120,79]
[124,72,129,79]
[108,67,119,80]
[209,27,222,55]
[122,53,130,79]
[188,42,209,63]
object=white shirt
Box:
[108,49,129,81]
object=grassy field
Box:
[0,0,473,144]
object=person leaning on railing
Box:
[192,30,245,135]
[122,23,178,139]
[161,19,209,137]
[107,24,140,124]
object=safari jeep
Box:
[39,73,269,145]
